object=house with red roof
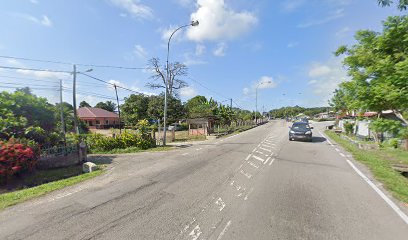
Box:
[77,107,121,129]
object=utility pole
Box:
[230,98,232,109]
[59,79,67,149]
[114,84,122,134]
[72,64,79,135]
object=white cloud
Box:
[180,86,197,97]
[309,64,331,77]
[160,25,184,42]
[110,0,153,19]
[183,53,207,66]
[119,13,127,17]
[16,69,68,79]
[257,76,278,89]
[134,44,148,58]
[281,0,305,12]
[307,58,349,104]
[287,42,299,48]
[335,26,350,37]
[297,8,344,28]
[14,13,53,27]
[186,0,258,42]
[195,44,206,56]
[29,0,39,4]
[243,76,278,96]
[213,42,227,57]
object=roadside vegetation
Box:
[0,168,103,210]
[325,130,408,203]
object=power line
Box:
[80,72,143,94]
[0,55,150,70]
[0,75,60,83]
[187,76,230,101]
[0,65,70,73]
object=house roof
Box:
[77,107,119,118]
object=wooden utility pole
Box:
[114,84,122,134]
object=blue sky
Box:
[0,0,402,111]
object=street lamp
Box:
[255,80,272,124]
[72,66,93,135]
[163,20,199,146]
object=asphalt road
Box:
[1,120,407,240]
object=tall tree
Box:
[146,57,188,97]
[335,15,408,123]
[95,101,116,112]
[79,101,91,108]
[378,0,408,10]
[147,94,185,124]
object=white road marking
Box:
[252,155,265,162]
[215,197,226,211]
[245,154,252,161]
[269,158,275,166]
[345,159,408,225]
[244,188,254,201]
[335,148,340,152]
[255,150,266,155]
[230,180,235,186]
[252,148,257,152]
[216,220,232,240]
[189,225,202,240]
[248,161,259,169]
[196,148,202,151]
[339,153,346,157]
[259,147,272,152]
[320,130,408,225]
[240,169,252,179]
[182,153,189,156]
[264,157,271,165]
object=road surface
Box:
[1,120,407,239]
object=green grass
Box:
[90,146,174,154]
[0,169,103,210]
[325,130,408,203]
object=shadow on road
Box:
[312,136,326,143]
[88,155,116,165]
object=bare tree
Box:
[146,57,188,97]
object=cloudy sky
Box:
[0,0,402,110]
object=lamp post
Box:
[163,20,199,146]
[255,80,272,125]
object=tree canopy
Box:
[378,0,408,10]
[333,15,408,122]
[95,101,116,112]
[79,101,91,108]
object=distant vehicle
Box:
[168,123,182,131]
[300,117,309,123]
[289,122,313,142]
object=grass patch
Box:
[90,146,174,154]
[325,130,408,203]
[0,169,103,210]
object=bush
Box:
[388,138,400,149]
[0,139,39,183]
[344,122,354,135]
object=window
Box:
[96,120,100,125]
[105,120,109,125]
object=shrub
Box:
[388,138,400,149]
[0,139,39,183]
[343,122,354,135]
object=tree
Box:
[335,16,408,123]
[79,101,91,108]
[121,94,149,127]
[147,94,185,124]
[146,57,188,97]
[378,0,408,10]
[95,101,116,112]
[0,89,57,144]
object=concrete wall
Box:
[37,152,80,169]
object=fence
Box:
[37,144,80,169]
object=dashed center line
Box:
[216,220,232,240]
[259,147,272,152]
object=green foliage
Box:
[388,138,400,149]
[344,121,355,135]
[94,101,116,112]
[333,16,408,115]
[83,131,155,152]
[398,127,408,139]
[370,118,402,136]
[378,0,408,10]
[79,101,91,108]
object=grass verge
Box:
[0,169,103,210]
[325,130,408,203]
[90,146,174,154]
